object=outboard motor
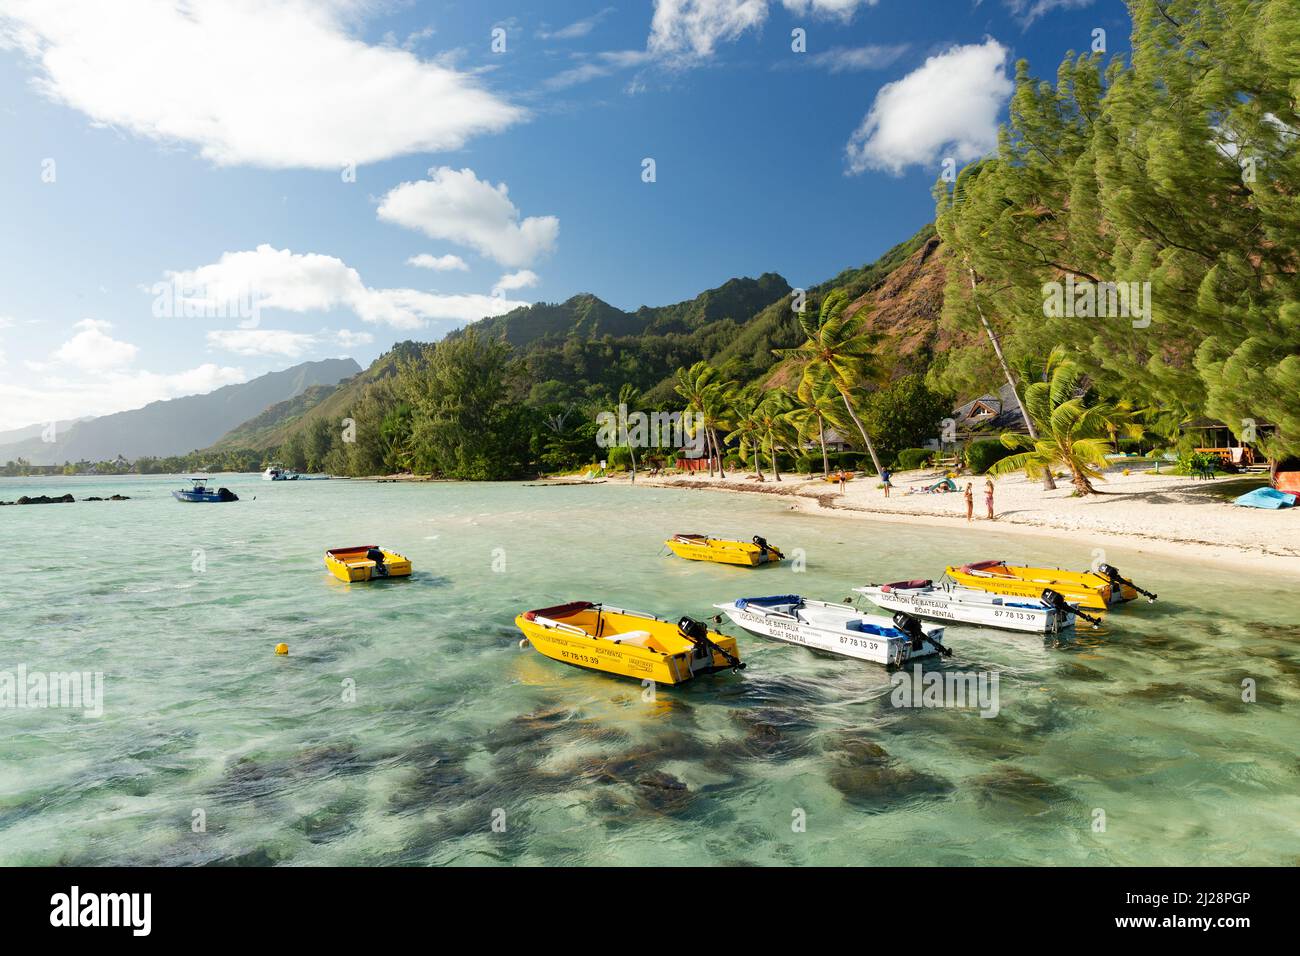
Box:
[217,487,239,502]
[752,535,784,561]
[892,611,951,657]
[366,548,389,577]
[1097,563,1157,603]
[677,616,744,671]
[1041,588,1102,629]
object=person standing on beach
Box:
[837,468,847,494]
[964,482,974,521]
[881,466,892,498]
[985,478,995,520]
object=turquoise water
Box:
[2,475,1298,866]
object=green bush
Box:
[795,456,815,474]
[965,438,1015,474]
[896,447,933,470]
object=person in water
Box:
[964,482,974,521]
[985,478,995,520]
[881,466,892,498]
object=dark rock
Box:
[15,494,75,505]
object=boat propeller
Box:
[753,535,784,561]
[1097,563,1157,603]
[1041,588,1103,629]
[891,611,952,657]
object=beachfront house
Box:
[1181,417,1274,470]
[948,383,1030,444]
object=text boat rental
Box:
[324,546,412,583]
[945,560,1156,610]
[515,601,744,684]
[855,580,1103,633]
[665,533,784,566]
[713,595,949,667]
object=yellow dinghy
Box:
[945,560,1155,610]
[515,601,744,685]
[665,533,784,567]
[324,545,412,583]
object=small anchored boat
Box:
[262,464,298,480]
[713,595,949,667]
[665,533,784,566]
[515,601,744,684]
[945,560,1155,610]
[324,546,412,583]
[855,580,1102,633]
[172,478,238,503]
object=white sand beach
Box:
[612,467,1300,575]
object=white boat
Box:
[713,595,949,667]
[262,465,298,481]
[854,580,1102,634]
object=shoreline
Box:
[615,469,1300,577]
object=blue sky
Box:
[0,0,1132,431]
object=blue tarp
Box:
[1233,487,1297,509]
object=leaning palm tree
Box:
[987,361,1118,495]
[754,389,797,482]
[699,380,735,477]
[785,372,843,476]
[777,289,885,475]
[725,395,767,480]
[618,382,641,483]
[674,361,721,477]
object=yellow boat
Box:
[665,533,784,567]
[324,545,412,583]
[515,601,744,684]
[823,472,855,482]
[945,560,1152,610]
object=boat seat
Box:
[611,630,655,647]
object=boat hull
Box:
[715,600,943,666]
[324,547,412,582]
[515,603,740,685]
[172,489,238,503]
[665,535,781,567]
[856,585,1073,634]
[946,563,1130,610]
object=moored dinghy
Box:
[324,546,412,583]
[945,560,1156,610]
[665,533,784,566]
[713,595,949,667]
[515,601,744,684]
[855,580,1103,633]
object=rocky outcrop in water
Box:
[0,493,130,505]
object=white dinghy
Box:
[713,595,950,667]
[854,580,1103,634]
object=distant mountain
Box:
[206,344,419,451]
[0,358,362,464]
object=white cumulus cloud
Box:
[0,0,522,169]
[53,319,138,371]
[492,270,540,297]
[206,329,319,358]
[163,245,529,331]
[649,0,769,59]
[377,167,559,268]
[407,253,469,272]
[846,39,1013,175]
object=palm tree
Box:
[618,382,640,483]
[754,390,797,481]
[777,290,885,475]
[785,373,843,476]
[987,360,1119,495]
[674,361,722,477]
[699,380,735,477]
[725,395,767,480]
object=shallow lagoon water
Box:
[2,474,1297,865]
